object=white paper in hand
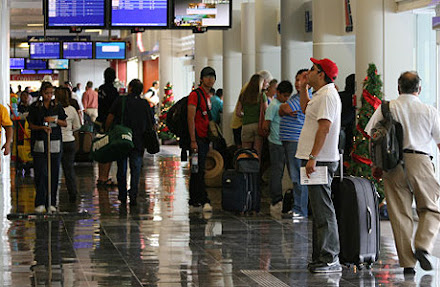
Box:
[300,166,328,185]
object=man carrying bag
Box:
[105,79,154,206]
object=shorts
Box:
[241,123,261,143]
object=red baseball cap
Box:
[310,58,338,81]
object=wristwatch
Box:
[308,154,317,160]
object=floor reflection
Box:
[2,146,440,286]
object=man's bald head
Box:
[398,71,421,95]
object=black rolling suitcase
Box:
[221,149,260,213]
[331,154,380,268]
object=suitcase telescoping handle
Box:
[339,150,344,182]
[367,206,373,234]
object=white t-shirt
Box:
[62,106,81,143]
[365,94,440,156]
[296,83,342,162]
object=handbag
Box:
[257,93,268,137]
[91,96,134,163]
[144,127,160,154]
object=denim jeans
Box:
[33,152,62,207]
[302,160,339,264]
[117,150,143,201]
[189,138,210,206]
[61,141,77,199]
[283,141,308,216]
[269,142,285,205]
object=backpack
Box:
[166,88,206,151]
[370,101,404,171]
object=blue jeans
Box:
[189,138,210,206]
[269,142,285,205]
[283,141,308,216]
[302,160,339,264]
[117,150,143,201]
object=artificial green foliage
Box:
[349,63,385,199]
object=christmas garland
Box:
[351,80,382,166]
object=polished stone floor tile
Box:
[1,146,440,286]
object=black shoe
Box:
[403,267,415,275]
[415,249,432,271]
[68,194,77,203]
[309,260,342,273]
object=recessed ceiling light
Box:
[18,42,29,48]
[27,24,43,27]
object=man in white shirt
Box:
[365,71,440,276]
[142,81,160,114]
[296,58,342,273]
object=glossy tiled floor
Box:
[1,146,440,286]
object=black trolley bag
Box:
[222,149,260,213]
[331,153,380,269]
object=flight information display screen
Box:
[29,42,61,59]
[95,42,126,59]
[10,58,25,69]
[47,0,106,27]
[172,0,231,28]
[25,59,48,70]
[111,0,168,27]
[48,59,69,70]
[63,41,93,59]
[21,70,37,74]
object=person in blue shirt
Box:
[279,69,310,218]
[263,81,293,216]
[210,88,223,124]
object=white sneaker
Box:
[202,203,213,213]
[35,205,46,213]
[49,206,57,213]
[270,201,283,216]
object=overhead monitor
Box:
[21,70,37,74]
[111,0,168,28]
[46,0,106,28]
[10,58,25,69]
[29,42,61,59]
[95,42,126,59]
[37,69,54,74]
[48,59,69,70]
[25,59,47,70]
[63,41,93,59]
[172,0,231,29]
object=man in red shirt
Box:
[187,67,216,213]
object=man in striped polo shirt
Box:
[279,69,310,218]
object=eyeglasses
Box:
[310,66,322,73]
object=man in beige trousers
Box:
[366,71,440,276]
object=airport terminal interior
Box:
[1,0,440,286]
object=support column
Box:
[159,30,174,101]
[241,2,255,84]
[313,0,355,89]
[0,0,11,232]
[223,7,242,145]
[194,34,208,85]
[255,0,281,80]
[207,31,223,89]
[280,0,313,81]
[355,0,384,103]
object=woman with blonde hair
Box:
[236,74,266,157]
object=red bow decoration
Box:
[352,153,372,166]
[362,90,382,110]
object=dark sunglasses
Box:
[310,66,322,73]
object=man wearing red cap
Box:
[296,58,342,273]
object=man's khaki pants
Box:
[383,153,440,267]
